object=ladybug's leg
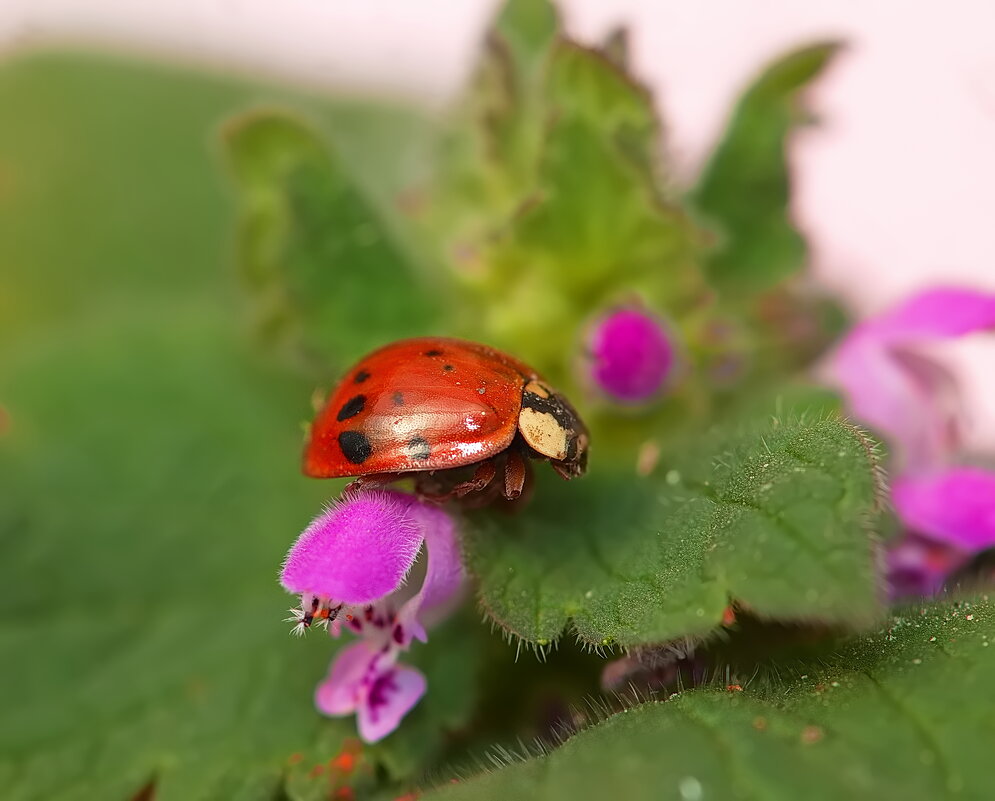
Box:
[344,472,406,495]
[452,459,498,498]
[503,449,528,500]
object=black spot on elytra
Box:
[424,349,443,357]
[392,391,404,406]
[336,394,366,421]
[338,430,373,464]
[354,369,371,384]
[443,364,454,372]
[405,436,431,460]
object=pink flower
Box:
[280,491,464,741]
[826,287,995,470]
[825,287,995,597]
[314,640,426,744]
[586,307,677,403]
[887,469,995,598]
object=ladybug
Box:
[304,337,589,500]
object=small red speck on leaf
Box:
[721,606,737,626]
[726,684,743,692]
[753,716,767,731]
[287,753,304,765]
[333,788,355,801]
[308,764,325,778]
[801,725,824,745]
[330,740,361,775]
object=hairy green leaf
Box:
[224,111,440,378]
[426,596,995,800]
[466,416,884,648]
[692,42,842,292]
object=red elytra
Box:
[304,337,589,500]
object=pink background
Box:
[3,0,993,443]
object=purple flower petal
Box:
[587,308,676,403]
[887,534,969,600]
[861,288,995,341]
[893,468,995,551]
[356,664,426,743]
[826,287,995,467]
[406,502,465,625]
[280,491,423,606]
[314,640,385,716]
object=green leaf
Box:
[425,596,995,800]
[492,0,558,77]
[0,56,475,800]
[692,42,842,292]
[423,0,559,237]
[224,110,441,378]
[465,415,884,648]
[545,41,660,179]
[472,120,699,380]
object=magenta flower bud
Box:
[587,307,676,403]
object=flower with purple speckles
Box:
[825,288,995,597]
[280,490,464,741]
[586,307,676,404]
[314,640,427,744]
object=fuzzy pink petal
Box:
[356,664,426,743]
[280,491,423,605]
[314,641,380,717]
[892,468,995,551]
[826,288,995,467]
[587,308,676,403]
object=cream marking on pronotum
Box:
[518,380,575,461]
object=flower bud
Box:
[587,307,676,403]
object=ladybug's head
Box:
[285,593,342,636]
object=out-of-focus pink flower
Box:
[886,468,995,599]
[586,307,677,404]
[886,534,970,600]
[281,490,464,741]
[893,469,995,552]
[826,288,995,598]
[826,287,995,469]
